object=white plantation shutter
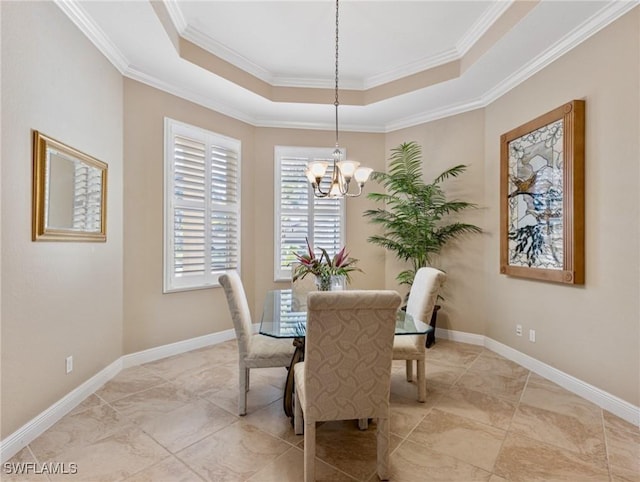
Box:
[210,145,240,270]
[72,158,103,232]
[274,146,345,281]
[164,119,241,292]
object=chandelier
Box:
[305,0,373,198]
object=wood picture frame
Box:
[500,100,585,284]
[33,131,108,242]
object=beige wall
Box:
[1,0,638,441]
[482,9,639,405]
[1,2,124,437]
[123,85,386,351]
[387,9,639,406]
[123,79,255,354]
[385,110,487,336]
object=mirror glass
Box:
[33,131,107,241]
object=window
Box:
[164,118,241,292]
[274,146,345,281]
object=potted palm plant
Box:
[364,141,481,344]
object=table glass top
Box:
[259,289,434,339]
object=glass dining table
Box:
[259,289,434,418]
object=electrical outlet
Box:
[66,355,73,374]
[529,329,536,343]
[516,324,522,336]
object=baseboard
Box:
[436,328,639,428]
[122,328,237,368]
[484,337,640,428]
[0,358,122,463]
[435,327,485,346]
[1,328,239,463]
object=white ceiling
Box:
[57,0,637,132]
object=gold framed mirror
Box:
[32,131,108,241]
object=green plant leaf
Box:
[364,141,482,287]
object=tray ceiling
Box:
[57,0,637,132]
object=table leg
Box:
[283,337,305,418]
[425,305,441,348]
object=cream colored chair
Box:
[219,271,296,416]
[392,267,446,402]
[294,290,401,481]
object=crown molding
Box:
[254,117,384,133]
[53,0,129,74]
[272,75,362,90]
[482,0,640,107]
[124,66,257,126]
[385,98,486,133]
[163,0,187,33]
[182,21,364,90]
[363,48,460,90]
[388,0,638,133]
[182,23,274,84]
[456,0,514,56]
[166,0,507,91]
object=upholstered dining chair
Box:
[392,267,446,402]
[294,290,401,481]
[219,271,296,416]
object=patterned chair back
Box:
[303,290,401,421]
[405,267,446,349]
[219,271,253,357]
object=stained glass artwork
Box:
[500,100,584,284]
[507,119,564,269]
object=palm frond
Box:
[433,164,469,184]
[364,141,482,288]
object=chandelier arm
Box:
[314,179,330,196]
[336,165,349,196]
[345,184,363,197]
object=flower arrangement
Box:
[292,238,361,288]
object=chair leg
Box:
[304,420,316,482]
[417,358,426,403]
[376,416,390,480]
[238,366,248,416]
[245,367,250,392]
[405,359,413,382]
[294,390,303,435]
[358,418,368,430]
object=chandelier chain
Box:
[334,0,339,147]
[304,0,371,199]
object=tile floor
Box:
[4,340,639,481]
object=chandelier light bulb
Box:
[305,168,318,185]
[354,167,373,184]
[336,160,360,180]
[329,180,343,198]
[308,161,329,178]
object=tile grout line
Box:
[419,347,508,477]
[600,408,615,482]
[489,369,533,478]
